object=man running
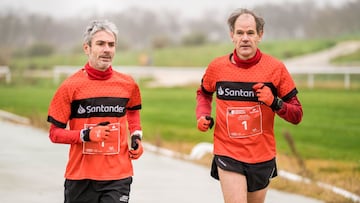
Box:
[196,8,303,203]
[47,20,143,203]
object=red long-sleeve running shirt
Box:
[47,64,142,180]
[196,52,303,164]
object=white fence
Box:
[3,65,359,88]
[53,65,360,89]
[286,65,360,89]
[0,66,11,84]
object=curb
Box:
[0,110,30,125]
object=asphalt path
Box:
[0,120,323,203]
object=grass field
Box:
[1,39,360,202]
[0,84,359,163]
[1,82,359,203]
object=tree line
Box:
[0,0,359,58]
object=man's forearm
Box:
[276,96,303,124]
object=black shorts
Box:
[64,177,132,203]
[211,155,277,192]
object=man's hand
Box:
[197,116,214,132]
[129,131,143,159]
[81,121,110,142]
[131,134,141,150]
[253,83,274,106]
[89,126,110,142]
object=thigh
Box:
[218,167,247,203]
[97,177,133,203]
[247,187,268,203]
[64,179,98,203]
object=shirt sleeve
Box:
[277,63,297,98]
[127,80,142,110]
[196,87,213,119]
[127,109,142,134]
[276,95,303,124]
[47,82,72,128]
[49,124,82,144]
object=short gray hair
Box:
[83,20,119,46]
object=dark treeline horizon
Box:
[0,0,359,53]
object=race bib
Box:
[226,105,262,138]
[82,122,121,155]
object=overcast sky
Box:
[0,0,353,20]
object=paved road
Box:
[284,40,360,66]
[0,120,323,203]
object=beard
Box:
[89,55,113,71]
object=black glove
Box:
[131,134,142,150]
[205,116,214,129]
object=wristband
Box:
[80,129,91,142]
[131,130,143,139]
[271,97,283,111]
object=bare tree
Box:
[304,0,360,38]
[0,0,359,54]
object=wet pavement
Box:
[0,120,323,203]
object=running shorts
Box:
[64,177,132,203]
[211,155,277,192]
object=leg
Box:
[247,187,268,203]
[246,158,276,203]
[218,167,247,203]
[64,179,98,203]
[98,177,132,203]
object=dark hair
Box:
[227,8,265,34]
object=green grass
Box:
[0,85,55,116]
[141,87,360,162]
[7,39,337,71]
[1,39,359,163]
[140,87,206,143]
[259,39,336,59]
[0,84,359,163]
[274,88,360,161]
